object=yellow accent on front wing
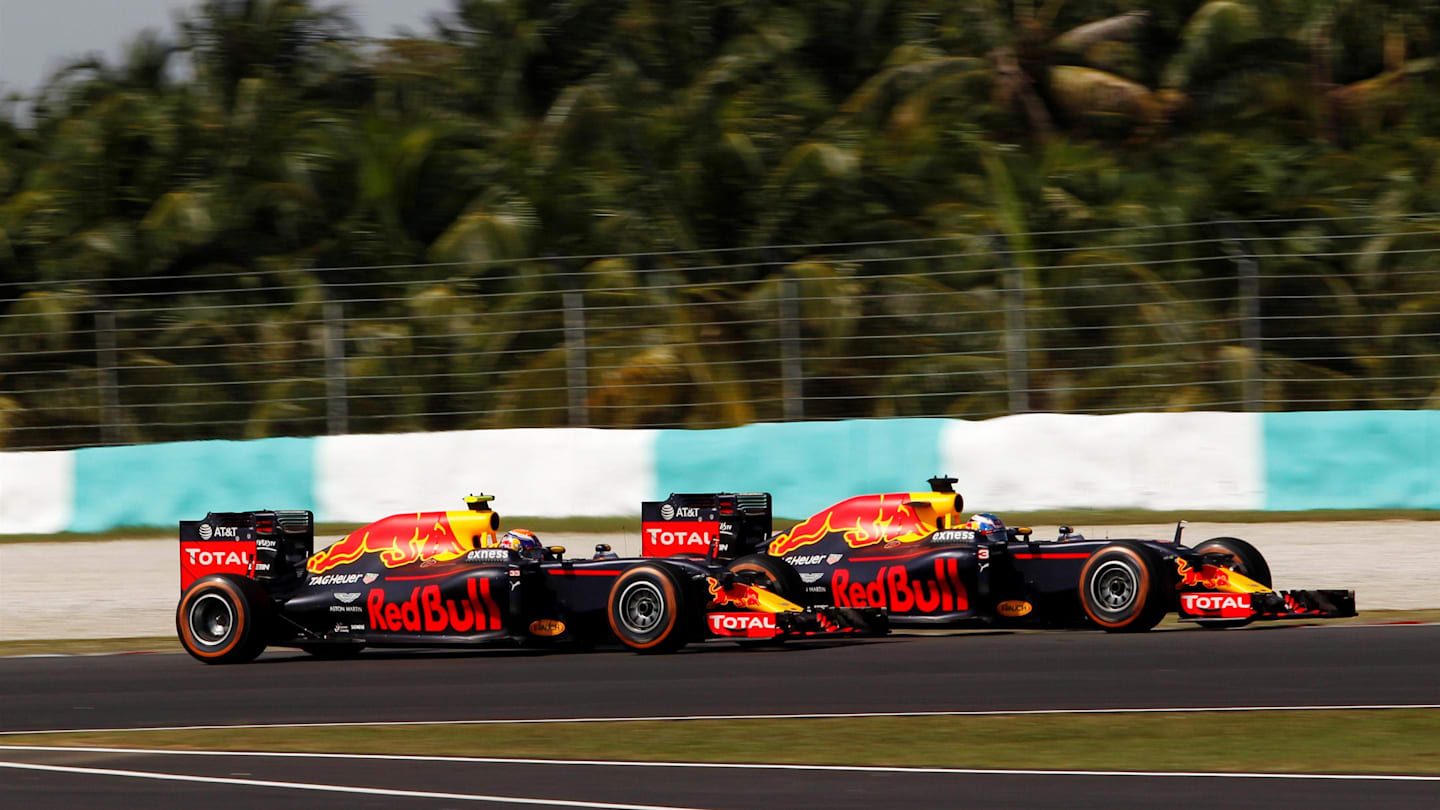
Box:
[1214,567,1271,593]
[1176,559,1272,594]
[745,584,806,613]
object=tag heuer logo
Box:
[660,503,675,520]
[198,524,213,540]
[826,554,843,565]
[363,573,379,584]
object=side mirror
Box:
[547,545,566,559]
[1014,527,1032,537]
[594,543,611,553]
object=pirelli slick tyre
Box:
[177,574,270,664]
[1079,542,1169,633]
[726,554,805,604]
[607,564,695,653]
[1191,536,1271,630]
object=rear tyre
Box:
[1191,537,1271,630]
[177,575,270,664]
[726,554,805,603]
[1079,542,1169,633]
[607,564,695,653]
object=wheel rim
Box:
[188,593,235,647]
[1090,560,1138,613]
[617,581,666,636]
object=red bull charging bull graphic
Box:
[1176,558,1232,590]
[308,512,487,575]
[768,493,943,557]
[706,576,763,609]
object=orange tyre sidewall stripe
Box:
[179,579,247,659]
[1080,547,1150,629]
[608,567,679,650]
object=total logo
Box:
[832,559,968,613]
[198,524,239,540]
[644,528,714,547]
[185,547,251,567]
[707,612,778,638]
[310,573,365,586]
[1180,593,1252,617]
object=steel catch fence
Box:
[2,212,1438,451]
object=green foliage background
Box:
[2,0,1439,449]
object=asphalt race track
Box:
[2,625,1438,808]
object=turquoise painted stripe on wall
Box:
[654,419,948,519]
[1262,410,1440,510]
[69,436,317,531]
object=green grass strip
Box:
[5,710,1438,775]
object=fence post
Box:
[323,297,348,435]
[1223,225,1262,412]
[564,290,588,427]
[96,307,122,445]
[779,270,804,421]
[1003,252,1030,415]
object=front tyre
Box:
[1079,542,1169,633]
[607,564,695,653]
[1191,536,1271,630]
[726,554,805,603]
[177,575,269,664]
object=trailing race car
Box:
[643,477,1356,632]
[175,495,885,664]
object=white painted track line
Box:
[2,746,1437,783]
[0,759,713,809]
[2,703,1437,736]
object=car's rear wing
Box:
[640,492,771,560]
[179,510,314,590]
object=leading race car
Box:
[175,495,885,664]
[643,477,1356,632]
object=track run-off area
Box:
[1,625,1437,808]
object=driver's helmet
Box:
[962,513,1006,537]
[498,529,541,553]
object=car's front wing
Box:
[705,607,889,640]
[1177,589,1357,622]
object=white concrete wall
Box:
[0,450,74,534]
[939,412,1263,511]
[314,428,659,521]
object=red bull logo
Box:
[308,513,473,574]
[366,580,502,632]
[832,559,967,613]
[706,577,763,609]
[769,494,936,557]
[1176,559,1232,590]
